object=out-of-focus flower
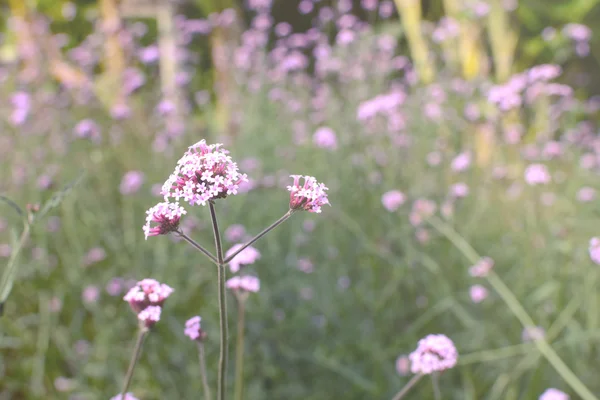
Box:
[226,244,261,273]
[563,23,591,42]
[10,91,31,126]
[409,334,458,374]
[469,257,494,277]
[54,376,76,392]
[110,393,139,400]
[381,190,406,212]
[450,183,469,198]
[139,45,159,63]
[184,316,207,341]
[82,285,100,304]
[539,388,569,400]
[288,175,330,213]
[226,275,260,293]
[451,152,472,172]
[120,171,145,195]
[395,355,410,376]
[225,224,247,242]
[313,127,338,150]
[74,119,101,142]
[522,326,545,342]
[589,237,600,265]
[409,199,436,226]
[110,103,131,120]
[469,285,488,303]
[577,187,595,202]
[162,140,247,206]
[123,278,174,313]
[524,164,551,185]
[143,202,186,239]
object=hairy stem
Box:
[234,297,246,400]
[197,342,212,400]
[120,327,148,399]
[209,201,228,400]
[223,210,294,265]
[391,374,423,400]
[177,230,219,265]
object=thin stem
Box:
[177,230,219,265]
[0,221,31,311]
[209,202,227,400]
[428,216,599,400]
[234,297,246,400]
[120,327,148,399]
[432,373,441,400]
[391,374,423,400]
[197,342,212,400]
[223,210,294,265]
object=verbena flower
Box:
[539,388,569,400]
[120,171,145,195]
[469,257,494,277]
[184,316,207,341]
[409,334,458,374]
[161,140,248,206]
[524,164,551,185]
[287,175,330,213]
[143,202,186,240]
[395,355,410,376]
[589,237,600,265]
[226,244,261,273]
[226,276,260,293]
[123,278,174,313]
[469,285,488,303]
[110,393,139,400]
[381,190,406,212]
[138,305,162,328]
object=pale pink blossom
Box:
[381,190,406,212]
[469,257,494,277]
[123,278,174,313]
[143,202,186,239]
[409,334,458,374]
[110,393,139,400]
[226,275,260,292]
[589,237,600,265]
[395,355,410,376]
[138,305,162,328]
[184,316,207,341]
[524,164,551,185]
[313,127,338,150]
[226,244,261,273]
[539,388,569,400]
[451,152,471,172]
[469,285,488,303]
[577,187,595,202]
[288,175,330,213]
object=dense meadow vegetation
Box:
[2,0,600,399]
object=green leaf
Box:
[37,172,85,220]
[0,195,24,218]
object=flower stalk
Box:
[120,326,148,399]
[391,374,423,400]
[234,296,246,400]
[197,341,212,400]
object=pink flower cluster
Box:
[287,175,330,213]
[589,237,600,265]
[469,257,494,277]
[123,279,174,328]
[409,334,458,374]
[184,316,207,341]
[226,275,260,293]
[539,388,569,400]
[524,164,551,185]
[226,244,261,273]
[161,140,248,206]
[143,202,187,240]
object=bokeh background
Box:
[2,0,600,399]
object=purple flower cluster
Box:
[409,334,458,374]
[143,202,187,240]
[184,316,207,341]
[161,140,248,206]
[288,175,330,213]
[226,275,260,293]
[226,244,261,273]
[123,278,174,328]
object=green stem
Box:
[234,296,246,400]
[0,221,31,312]
[428,216,599,400]
[120,327,148,398]
[209,201,228,400]
[223,210,293,265]
[391,374,423,400]
[432,372,441,400]
[177,230,219,265]
[197,342,212,400]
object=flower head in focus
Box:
[123,278,174,313]
[161,140,248,206]
[409,334,458,374]
[539,388,569,400]
[226,275,260,293]
[184,316,207,341]
[287,175,330,213]
[143,202,186,240]
[226,244,261,273]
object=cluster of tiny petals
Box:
[161,140,248,206]
[226,275,260,292]
[184,316,206,341]
[409,334,458,374]
[287,175,330,213]
[123,278,174,313]
[138,305,162,328]
[143,201,186,240]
